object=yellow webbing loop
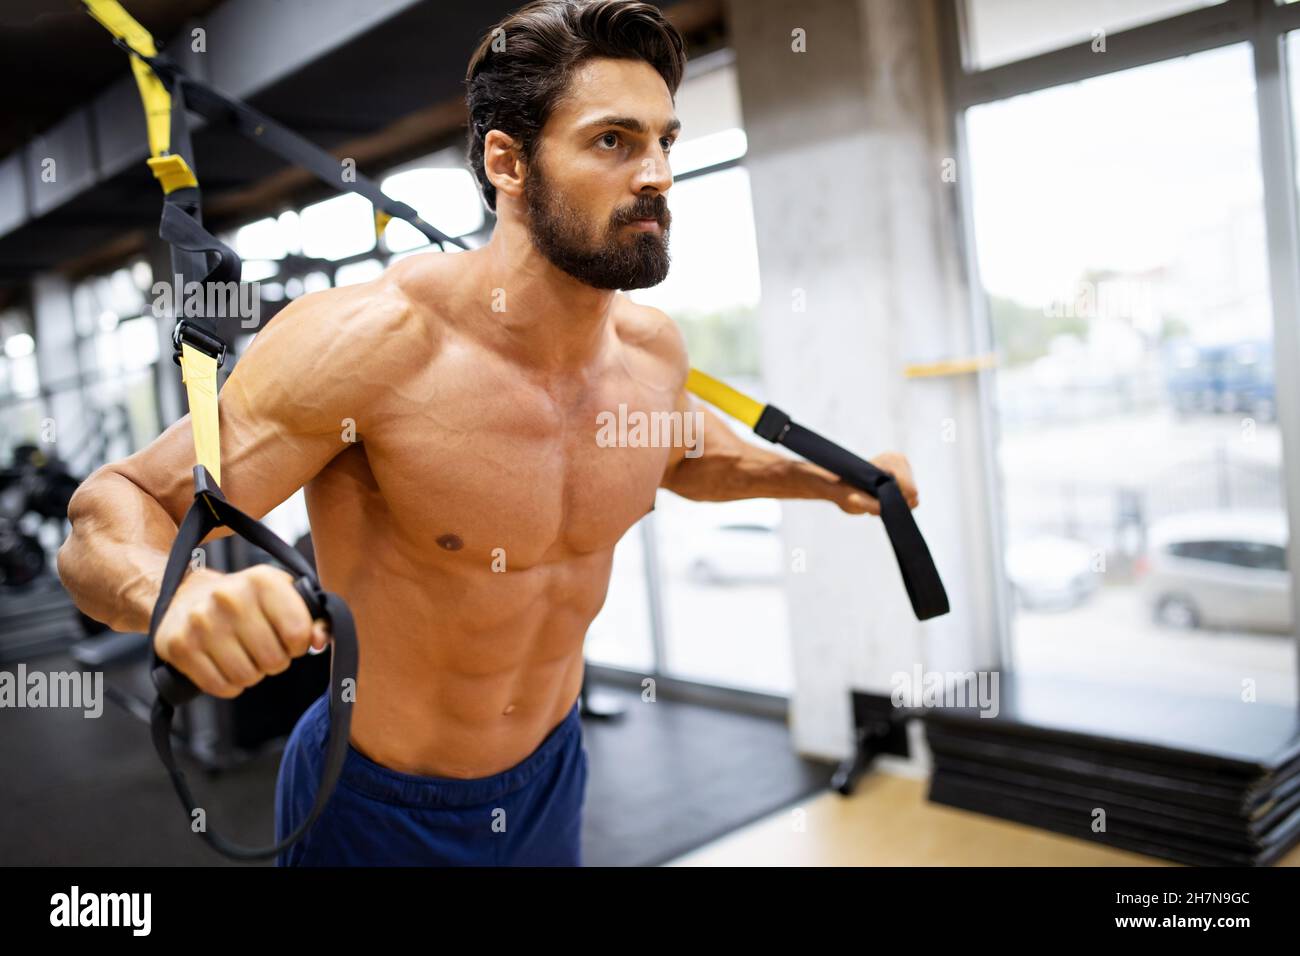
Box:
[685,368,765,429]
[179,344,221,486]
[374,209,393,239]
[88,2,222,483]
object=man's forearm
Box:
[57,470,191,634]
[664,406,860,505]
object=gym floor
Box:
[675,773,1300,867]
[1,657,833,866]
[11,650,1294,867]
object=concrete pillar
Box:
[727,0,1001,759]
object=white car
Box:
[1005,535,1101,611]
[683,502,784,585]
[1142,510,1292,633]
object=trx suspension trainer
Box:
[85,0,948,862]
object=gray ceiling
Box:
[0,0,726,290]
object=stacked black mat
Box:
[923,673,1300,866]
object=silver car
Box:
[1143,510,1291,633]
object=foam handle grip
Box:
[293,575,326,622]
[153,574,328,707]
[777,422,893,497]
[152,662,200,707]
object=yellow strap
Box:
[83,1,172,160]
[89,2,221,482]
[180,344,221,486]
[685,368,765,429]
[374,209,393,239]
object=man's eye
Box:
[599,132,620,149]
[661,137,675,152]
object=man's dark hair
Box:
[465,0,687,212]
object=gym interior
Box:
[3,0,1300,876]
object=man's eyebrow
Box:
[578,115,682,136]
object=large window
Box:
[69,262,161,468]
[610,53,788,694]
[621,163,784,693]
[955,2,1300,706]
[0,310,40,455]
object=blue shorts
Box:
[274,693,588,866]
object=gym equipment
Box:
[0,523,45,588]
[0,444,89,658]
[0,574,89,664]
[146,466,359,860]
[0,444,83,587]
[687,371,949,620]
[86,0,370,862]
[832,690,913,794]
[10,444,81,520]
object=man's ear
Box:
[484,130,526,204]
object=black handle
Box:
[778,422,894,498]
[765,419,951,621]
[293,574,326,622]
[150,573,327,708]
[148,468,325,705]
[146,467,358,861]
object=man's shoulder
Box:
[613,295,688,381]
[230,258,451,423]
[250,256,446,362]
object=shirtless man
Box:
[56,0,919,866]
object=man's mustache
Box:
[613,196,671,228]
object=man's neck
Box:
[466,222,617,377]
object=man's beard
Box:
[523,155,671,291]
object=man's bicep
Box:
[202,286,391,519]
[116,284,393,525]
[659,384,695,485]
[110,374,350,534]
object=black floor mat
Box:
[923,673,1300,866]
[579,685,835,866]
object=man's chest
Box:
[357,365,678,568]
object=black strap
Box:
[761,411,950,621]
[99,27,459,860]
[147,467,358,861]
[144,50,467,253]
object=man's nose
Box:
[633,152,672,193]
